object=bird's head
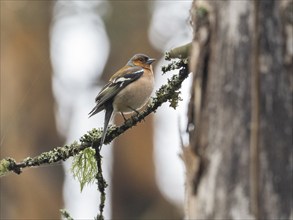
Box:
[127,54,156,68]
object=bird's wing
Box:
[95,66,144,106]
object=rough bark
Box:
[184,0,292,219]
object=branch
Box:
[0,60,190,177]
[60,209,74,220]
[95,148,107,220]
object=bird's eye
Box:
[134,55,148,63]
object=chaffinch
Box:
[89,54,156,148]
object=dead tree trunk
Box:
[184,1,292,219]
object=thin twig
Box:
[94,147,107,220]
[60,209,74,220]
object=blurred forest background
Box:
[1,1,64,218]
[1,0,292,220]
[1,1,191,219]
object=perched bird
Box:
[89,54,156,148]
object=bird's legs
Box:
[128,106,140,115]
[120,112,127,122]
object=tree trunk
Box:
[184,1,292,219]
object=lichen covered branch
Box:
[0,61,190,177]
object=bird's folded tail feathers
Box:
[88,104,102,118]
[100,106,114,149]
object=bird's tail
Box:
[88,104,102,118]
[100,105,114,149]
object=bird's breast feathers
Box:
[113,73,154,113]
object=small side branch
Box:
[94,148,107,220]
[60,209,74,220]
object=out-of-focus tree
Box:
[0,1,63,219]
[184,0,292,219]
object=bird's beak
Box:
[147,58,156,65]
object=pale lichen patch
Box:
[230,185,253,219]
[197,150,222,216]
[226,1,252,46]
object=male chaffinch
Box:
[89,54,156,148]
